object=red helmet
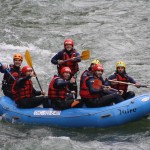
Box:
[64,39,74,47]
[60,67,71,75]
[93,64,104,72]
[22,66,32,75]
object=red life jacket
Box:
[57,49,79,75]
[111,74,128,93]
[80,76,100,99]
[80,70,93,88]
[48,76,68,99]
[12,79,33,101]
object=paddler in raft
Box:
[0,53,23,99]
[105,61,141,100]
[80,64,124,108]
[11,66,50,108]
[80,59,105,89]
[51,39,81,98]
[48,66,82,110]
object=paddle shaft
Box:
[31,67,43,92]
[0,63,16,80]
[63,55,81,62]
[102,85,119,92]
[63,50,90,62]
[108,79,150,88]
[6,69,16,80]
[25,50,43,92]
[63,53,89,62]
[108,79,136,86]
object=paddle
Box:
[108,79,150,88]
[93,79,103,89]
[63,49,90,62]
[24,50,43,92]
[80,49,90,60]
[5,69,16,80]
[93,79,119,92]
[0,63,16,80]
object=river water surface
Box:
[0,0,150,149]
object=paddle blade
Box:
[25,50,33,67]
[93,79,102,89]
[81,50,90,60]
[71,100,80,108]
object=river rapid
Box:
[0,0,150,149]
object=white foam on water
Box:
[48,136,70,140]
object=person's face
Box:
[14,59,22,67]
[65,44,73,51]
[63,72,71,80]
[95,70,103,78]
[90,63,96,70]
[117,67,125,73]
[91,63,101,71]
[25,69,33,76]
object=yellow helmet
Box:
[116,61,126,69]
[91,59,101,65]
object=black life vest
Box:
[2,64,21,95]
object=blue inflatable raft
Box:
[0,93,150,128]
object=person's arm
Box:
[16,75,31,87]
[0,63,10,73]
[127,75,141,88]
[51,51,63,65]
[105,74,116,86]
[127,75,136,84]
[74,52,81,62]
[54,78,71,88]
